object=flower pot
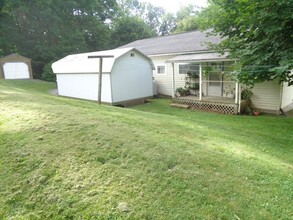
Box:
[190,89,198,95]
[227,93,235,99]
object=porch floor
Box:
[178,95,237,104]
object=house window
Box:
[130,53,135,57]
[157,65,166,74]
[179,64,199,75]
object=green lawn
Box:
[0,80,292,219]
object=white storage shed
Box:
[0,53,33,79]
[52,48,154,106]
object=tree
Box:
[0,0,117,79]
[159,13,176,36]
[175,4,200,33]
[198,0,293,86]
[110,16,155,48]
[116,0,173,35]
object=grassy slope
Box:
[0,80,292,219]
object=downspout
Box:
[171,63,175,98]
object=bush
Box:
[40,63,56,82]
[241,88,253,100]
[175,87,190,96]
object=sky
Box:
[142,0,208,13]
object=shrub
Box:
[241,88,253,100]
[41,63,56,82]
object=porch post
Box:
[171,62,175,98]
[235,82,238,104]
[238,83,242,113]
[199,63,202,100]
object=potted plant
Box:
[185,71,199,96]
[224,85,235,98]
[188,83,200,95]
[175,87,190,97]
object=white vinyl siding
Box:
[56,73,112,102]
[174,63,186,90]
[111,51,153,103]
[53,48,154,105]
[251,80,280,112]
[281,82,293,111]
[150,55,174,96]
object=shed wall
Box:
[111,51,153,103]
[251,80,280,112]
[56,73,112,102]
[281,82,293,112]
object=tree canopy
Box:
[175,4,200,33]
[0,0,117,79]
[198,0,293,86]
[110,16,155,48]
[0,0,203,80]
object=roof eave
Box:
[166,58,236,63]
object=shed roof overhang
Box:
[166,52,233,63]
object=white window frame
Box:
[178,63,200,75]
[156,64,167,75]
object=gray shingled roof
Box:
[119,30,222,56]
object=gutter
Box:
[148,50,230,58]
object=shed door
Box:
[208,73,222,96]
[3,62,30,79]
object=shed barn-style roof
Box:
[52,47,154,74]
[0,53,31,62]
[119,30,222,56]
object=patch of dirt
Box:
[48,89,58,96]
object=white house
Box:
[120,30,293,114]
[52,48,154,106]
[0,53,33,79]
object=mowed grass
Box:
[0,80,292,219]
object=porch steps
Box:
[170,103,190,109]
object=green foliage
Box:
[40,63,56,82]
[185,71,199,90]
[0,0,117,78]
[110,16,155,48]
[241,87,253,100]
[175,87,190,96]
[198,0,293,86]
[117,0,167,35]
[159,13,176,36]
[175,4,201,32]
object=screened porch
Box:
[167,53,248,114]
